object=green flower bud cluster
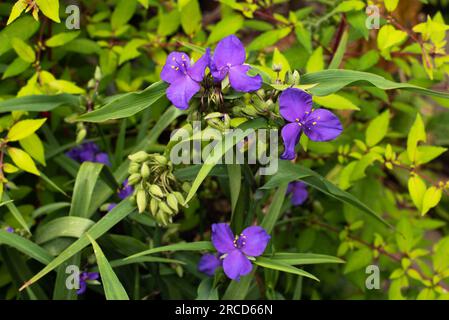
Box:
[127,151,191,227]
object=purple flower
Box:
[210,35,262,92]
[6,227,14,233]
[279,88,343,160]
[160,49,210,110]
[66,142,110,166]
[211,223,270,281]
[107,203,117,212]
[118,179,133,200]
[77,271,99,295]
[287,181,309,206]
[198,253,222,276]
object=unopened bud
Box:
[136,189,147,213]
[153,155,168,165]
[141,163,150,179]
[167,193,178,211]
[128,151,149,163]
[149,184,164,198]
[127,173,141,185]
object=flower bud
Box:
[182,182,192,193]
[128,162,140,174]
[136,189,147,213]
[156,210,169,226]
[153,155,168,165]
[127,173,141,185]
[149,198,159,216]
[128,151,149,163]
[76,128,87,144]
[141,163,150,179]
[173,191,185,205]
[159,201,174,215]
[166,193,179,211]
[149,184,164,198]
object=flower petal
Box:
[160,52,191,84]
[228,65,262,92]
[212,35,246,68]
[288,181,309,206]
[86,272,99,281]
[166,76,201,110]
[211,223,235,254]
[95,152,110,166]
[240,226,270,257]
[188,48,210,82]
[280,122,302,160]
[198,254,222,276]
[279,88,313,122]
[76,281,87,295]
[303,109,343,142]
[222,249,252,281]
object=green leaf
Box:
[343,248,373,273]
[272,48,291,80]
[19,200,135,291]
[313,94,360,111]
[261,161,390,227]
[295,23,312,53]
[111,0,137,30]
[227,165,241,214]
[335,0,365,12]
[35,217,95,244]
[36,0,60,22]
[384,0,399,12]
[207,15,244,44]
[0,94,79,113]
[7,147,40,176]
[265,253,345,265]
[157,10,181,37]
[11,37,35,63]
[125,241,214,260]
[180,0,202,36]
[2,192,31,234]
[7,0,28,25]
[260,184,288,233]
[247,28,291,51]
[365,110,390,147]
[300,69,449,98]
[2,57,30,79]
[45,31,80,47]
[88,235,129,300]
[408,175,427,212]
[77,81,168,122]
[329,29,349,69]
[254,257,319,281]
[377,25,407,59]
[415,146,447,165]
[306,47,324,73]
[0,16,39,56]
[7,118,46,141]
[421,187,442,216]
[19,133,46,165]
[407,114,426,163]
[0,229,52,264]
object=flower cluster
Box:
[198,223,270,281]
[161,35,262,110]
[127,151,189,226]
[66,142,110,166]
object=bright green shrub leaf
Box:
[2,57,30,79]
[111,0,137,30]
[415,146,447,165]
[384,0,399,12]
[421,187,442,216]
[408,175,426,212]
[36,0,60,23]
[365,110,390,147]
[180,0,202,36]
[295,22,312,53]
[343,248,373,274]
[45,31,80,47]
[335,0,365,12]
[11,37,35,63]
[407,114,426,163]
[377,25,407,59]
[313,94,360,111]
[272,48,291,80]
[247,27,291,51]
[7,118,46,141]
[7,147,40,176]
[207,15,243,44]
[306,47,324,73]
[19,133,46,165]
[7,0,28,25]
[157,10,181,37]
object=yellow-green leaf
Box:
[407,114,426,163]
[45,31,80,47]
[7,0,28,25]
[313,94,360,111]
[408,175,426,212]
[384,0,399,12]
[272,47,291,81]
[3,163,19,173]
[19,133,46,166]
[7,147,40,176]
[306,47,324,73]
[421,186,442,216]
[7,118,46,141]
[11,38,36,63]
[36,0,60,23]
[365,110,390,147]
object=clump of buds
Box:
[127,151,190,227]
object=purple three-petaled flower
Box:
[210,35,262,92]
[6,227,14,233]
[107,179,134,212]
[198,223,270,281]
[279,88,343,160]
[77,271,99,295]
[160,49,210,110]
[287,181,309,206]
[66,142,110,166]
[198,253,222,277]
